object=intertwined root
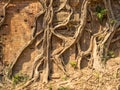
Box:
[0,0,120,89]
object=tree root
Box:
[7,30,44,78]
[0,0,11,27]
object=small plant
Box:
[101,50,115,62]
[70,61,77,68]
[110,19,117,24]
[108,50,115,58]
[93,71,100,79]
[96,6,107,22]
[12,73,28,85]
[49,85,53,90]
[62,76,67,81]
[58,86,69,90]
[101,55,109,61]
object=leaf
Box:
[111,54,115,58]
[100,9,107,14]
[110,19,117,24]
[97,13,103,21]
[49,85,52,90]
[70,61,77,68]
[109,51,114,55]
[58,87,69,90]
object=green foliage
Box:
[101,56,109,61]
[49,85,53,90]
[110,19,117,24]
[108,51,115,58]
[96,6,107,21]
[93,71,100,79]
[58,86,69,90]
[62,76,67,81]
[70,61,77,68]
[12,73,28,85]
[102,50,115,61]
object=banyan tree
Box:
[0,0,120,89]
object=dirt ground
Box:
[2,60,120,90]
[0,0,120,90]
